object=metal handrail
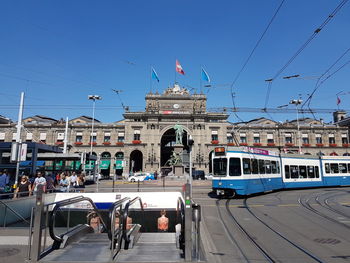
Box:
[0,200,30,226]
[48,196,107,244]
[122,197,144,249]
[108,197,130,260]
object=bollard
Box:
[30,185,45,262]
[192,203,201,261]
[184,183,192,262]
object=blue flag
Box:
[201,67,210,82]
[151,67,160,82]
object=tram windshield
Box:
[213,158,227,177]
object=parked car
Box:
[128,172,155,182]
[192,170,205,180]
[205,173,214,180]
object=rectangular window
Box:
[271,161,277,174]
[253,133,260,143]
[243,158,251,174]
[104,136,111,142]
[307,166,315,178]
[211,134,218,141]
[213,158,227,177]
[348,163,350,172]
[316,134,322,144]
[227,133,233,143]
[265,160,271,174]
[325,163,330,173]
[290,165,299,178]
[251,159,259,174]
[40,133,47,141]
[339,163,347,173]
[76,135,83,142]
[342,137,348,144]
[229,158,241,176]
[134,130,140,141]
[299,165,307,178]
[258,159,265,174]
[57,132,65,140]
[302,137,309,144]
[240,135,247,143]
[26,133,33,141]
[285,165,290,179]
[267,133,274,144]
[329,137,335,144]
[330,163,339,174]
[276,161,280,173]
[285,136,293,144]
[315,166,320,178]
[118,132,125,142]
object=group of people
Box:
[12,170,86,198]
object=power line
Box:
[264,0,349,108]
[209,106,347,114]
[230,0,286,122]
[303,47,350,109]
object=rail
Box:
[108,197,130,260]
[122,197,144,249]
[0,199,31,227]
[176,197,185,250]
[48,196,107,245]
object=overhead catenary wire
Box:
[263,0,349,108]
[303,47,350,109]
[229,0,286,123]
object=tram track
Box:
[299,193,350,230]
[316,191,350,220]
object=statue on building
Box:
[174,123,184,145]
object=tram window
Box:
[258,159,265,174]
[325,163,330,173]
[229,158,241,176]
[243,158,251,174]
[330,163,339,174]
[276,161,280,173]
[299,166,307,178]
[290,165,299,178]
[339,163,347,173]
[315,166,319,178]
[307,166,315,178]
[271,161,277,174]
[251,159,259,174]
[265,160,272,174]
[348,163,350,172]
[213,158,227,177]
[284,165,290,179]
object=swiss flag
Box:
[176,59,185,75]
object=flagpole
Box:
[175,61,177,84]
[200,66,202,94]
[150,66,152,94]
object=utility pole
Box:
[14,92,25,188]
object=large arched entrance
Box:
[160,128,188,169]
[100,152,111,179]
[130,150,143,173]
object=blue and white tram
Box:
[212,146,350,197]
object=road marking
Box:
[278,204,300,207]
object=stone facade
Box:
[0,84,349,176]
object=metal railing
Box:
[0,199,31,227]
[122,197,144,249]
[108,197,130,260]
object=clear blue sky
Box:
[0,0,349,123]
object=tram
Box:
[212,146,350,197]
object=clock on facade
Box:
[173,104,180,109]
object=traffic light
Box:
[188,135,194,146]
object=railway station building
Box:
[0,84,349,177]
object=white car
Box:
[128,172,153,182]
[205,173,214,180]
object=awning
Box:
[100,160,110,169]
[85,161,95,170]
[20,161,45,167]
[115,160,123,169]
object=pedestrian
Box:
[154,170,158,180]
[76,173,85,192]
[14,176,31,198]
[157,209,169,232]
[59,174,69,192]
[70,172,78,190]
[32,171,47,194]
[0,170,10,199]
[45,173,56,193]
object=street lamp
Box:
[289,98,302,154]
[88,95,102,184]
[88,95,102,154]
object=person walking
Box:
[32,171,46,194]
[157,209,169,232]
[0,170,10,199]
[59,174,69,192]
[14,176,31,198]
[76,173,85,192]
[45,173,56,193]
